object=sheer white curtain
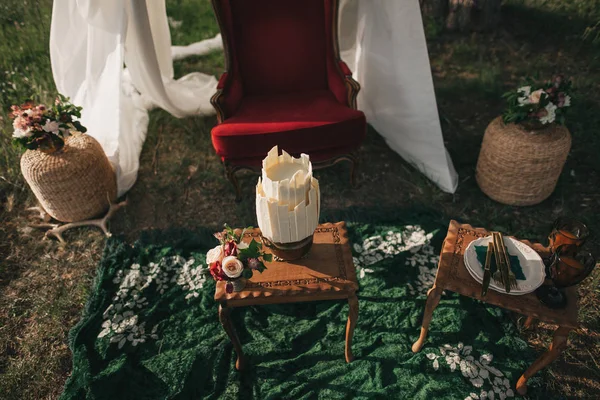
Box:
[50,0,221,196]
[339,0,459,193]
[50,0,457,196]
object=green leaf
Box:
[263,253,273,262]
[247,239,260,257]
[257,262,267,273]
[242,269,253,279]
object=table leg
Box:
[218,304,246,371]
[516,325,572,395]
[345,294,359,362]
[412,285,443,353]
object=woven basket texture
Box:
[20,133,117,222]
[476,117,571,206]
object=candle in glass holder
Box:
[256,146,320,246]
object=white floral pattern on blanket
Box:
[98,255,205,348]
[352,225,438,294]
[426,343,515,400]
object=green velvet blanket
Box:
[61,217,545,399]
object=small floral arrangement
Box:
[207,225,272,293]
[502,75,572,127]
[10,94,87,152]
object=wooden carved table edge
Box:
[411,220,579,396]
[214,221,359,371]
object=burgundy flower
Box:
[224,240,238,257]
[553,75,564,88]
[247,258,260,270]
[226,281,234,294]
[557,92,566,107]
[209,261,226,281]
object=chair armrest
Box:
[338,60,352,77]
[211,72,243,123]
[337,61,360,109]
[217,72,229,90]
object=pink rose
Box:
[222,256,244,279]
[529,89,545,104]
[206,245,224,265]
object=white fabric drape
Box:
[50,0,457,196]
[50,0,221,196]
[339,0,459,193]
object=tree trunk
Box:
[420,0,503,32]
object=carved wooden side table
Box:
[214,222,359,370]
[411,220,578,395]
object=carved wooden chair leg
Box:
[349,154,359,188]
[224,162,242,202]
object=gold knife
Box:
[481,242,493,297]
[493,232,511,293]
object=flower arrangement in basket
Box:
[8,95,122,241]
[207,225,273,293]
[476,74,574,206]
[10,94,87,153]
[502,75,572,128]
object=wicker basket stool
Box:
[476,117,571,206]
[21,132,117,222]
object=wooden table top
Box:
[437,220,578,329]
[214,222,358,307]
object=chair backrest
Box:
[214,0,336,96]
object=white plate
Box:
[464,236,546,295]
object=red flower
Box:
[226,281,234,294]
[224,241,238,257]
[209,261,226,281]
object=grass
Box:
[1,0,600,398]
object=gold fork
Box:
[491,233,504,285]
[496,232,519,290]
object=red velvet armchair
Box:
[210,0,366,200]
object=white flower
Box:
[206,245,224,265]
[237,241,249,250]
[12,128,31,138]
[540,103,557,124]
[517,86,532,105]
[563,95,571,107]
[221,256,244,278]
[529,89,545,104]
[517,86,531,96]
[42,120,59,133]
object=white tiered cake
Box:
[256,146,320,244]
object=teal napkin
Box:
[475,245,526,280]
